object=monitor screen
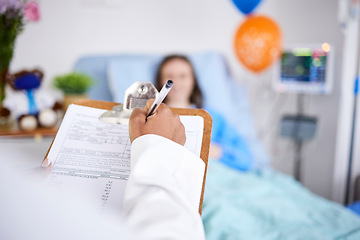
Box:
[274,44,333,94]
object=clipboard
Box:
[44,99,212,214]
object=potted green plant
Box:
[53,72,94,111]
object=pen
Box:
[146,80,173,118]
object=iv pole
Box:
[345,23,360,204]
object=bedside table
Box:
[0,120,58,137]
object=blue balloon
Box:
[231,0,262,15]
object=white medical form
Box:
[46,104,204,213]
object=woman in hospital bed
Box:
[154,54,253,171]
[154,54,360,239]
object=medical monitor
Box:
[274,44,334,94]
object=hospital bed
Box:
[74,52,360,239]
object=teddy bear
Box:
[4,69,62,131]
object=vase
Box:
[0,69,10,126]
[63,93,88,113]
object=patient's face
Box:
[160,59,195,107]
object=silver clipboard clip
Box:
[99,82,159,124]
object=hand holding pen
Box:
[129,80,186,145]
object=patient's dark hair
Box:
[154,54,203,108]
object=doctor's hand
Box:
[129,99,186,146]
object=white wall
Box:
[248,0,344,200]
[11,0,244,84]
[11,0,344,200]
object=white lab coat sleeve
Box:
[122,134,206,240]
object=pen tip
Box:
[166,80,173,88]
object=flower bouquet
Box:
[0,0,40,122]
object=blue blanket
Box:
[202,161,360,240]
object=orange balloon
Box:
[234,15,282,73]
